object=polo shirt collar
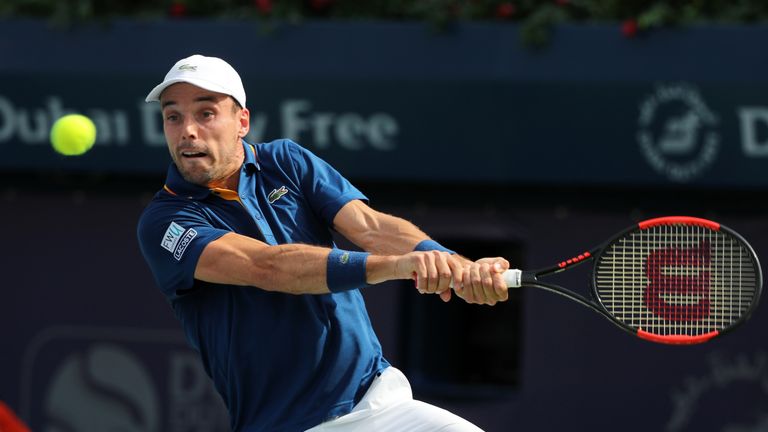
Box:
[164,163,211,200]
[242,140,261,174]
[164,140,258,200]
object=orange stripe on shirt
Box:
[163,185,178,196]
[210,187,243,205]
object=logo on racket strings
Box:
[637,83,720,182]
[644,240,711,322]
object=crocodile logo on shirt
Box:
[268,186,289,204]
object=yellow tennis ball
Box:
[50,114,97,156]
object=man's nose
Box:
[181,117,198,140]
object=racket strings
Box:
[594,224,758,337]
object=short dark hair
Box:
[231,96,243,113]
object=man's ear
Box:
[238,107,250,138]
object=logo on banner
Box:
[44,344,159,431]
[667,351,768,432]
[21,326,230,432]
[637,83,720,182]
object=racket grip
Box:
[448,269,522,289]
[503,269,522,288]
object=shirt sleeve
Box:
[137,199,229,300]
[284,140,368,224]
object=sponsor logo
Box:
[43,344,159,431]
[268,186,289,204]
[667,351,768,432]
[21,326,229,431]
[0,95,400,152]
[161,222,198,261]
[161,222,185,253]
[339,252,350,265]
[178,64,197,72]
[637,83,720,182]
[174,229,197,261]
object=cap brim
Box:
[145,78,185,103]
[144,77,244,106]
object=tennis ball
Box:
[50,114,97,156]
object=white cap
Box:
[145,54,246,108]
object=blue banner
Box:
[2,21,768,188]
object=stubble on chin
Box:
[180,169,213,187]
[172,156,213,186]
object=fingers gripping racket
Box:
[500,216,762,344]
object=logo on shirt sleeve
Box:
[161,221,198,261]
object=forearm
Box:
[195,232,411,294]
[333,200,429,255]
[359,213,427,255]
[196,233,333,294]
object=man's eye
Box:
[166,114,178,121]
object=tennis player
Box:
[137,54,509,432]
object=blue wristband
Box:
[327,249,370,293]
[414,239,456,255]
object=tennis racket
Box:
[499,216,762,344]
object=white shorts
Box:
[305,367,484,432]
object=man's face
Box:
[160,83,250,187]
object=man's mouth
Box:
[180,150,208,159]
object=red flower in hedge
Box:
[169,2,187,17]
[496,2,516,19]
[255,0,272,15]
[622,19,638,38]
[309,0,332,12]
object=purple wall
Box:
[2,184,765,431]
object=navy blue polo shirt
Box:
[137,139,389,432]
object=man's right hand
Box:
[393,250,464,301]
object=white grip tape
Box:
[503,269,522,288]
[448,268,522,289]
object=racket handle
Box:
[445,269,522,289]
[503,269,522,288]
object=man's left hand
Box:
[453,257,510,305]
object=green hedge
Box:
[3,0,768,46]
